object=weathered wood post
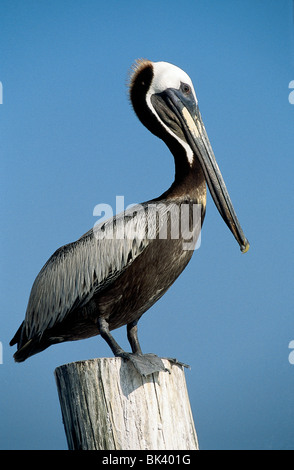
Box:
[55,357,199,450]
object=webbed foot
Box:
[117,351,169,377]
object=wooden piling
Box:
[54,357,199,450]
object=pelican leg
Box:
[127,320,143,354]
[126,319,169,376]
[97,317,167,377]
[97,317,126,357]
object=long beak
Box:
[164,90,250,253]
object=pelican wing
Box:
[23,205,153,339]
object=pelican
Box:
[10,59,249,375]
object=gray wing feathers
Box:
[24,206,151,338]
[23,202,183,339]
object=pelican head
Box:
[129,59,249,253]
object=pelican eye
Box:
[181,83,191,95]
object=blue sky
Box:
[1,0,294,450]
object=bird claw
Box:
[165,357,191,369]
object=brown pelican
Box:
[10,59,249,375]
